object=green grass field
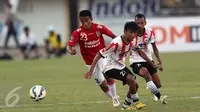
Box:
[0,52,200,112]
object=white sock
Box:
[105,89,113,98]
[147,81,161,99]
[130,93,139,102]
[108,83,117,98]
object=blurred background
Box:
[0,0,200,60]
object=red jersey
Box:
[68,23,114,65]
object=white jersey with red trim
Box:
[129,27,156,64]
[100,36,137,72]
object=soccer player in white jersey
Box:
[129,13,167,103]
[84,21,162,110]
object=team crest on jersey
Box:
[96,31,101,37]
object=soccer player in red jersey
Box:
[67,10,120,107]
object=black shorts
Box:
[104,67,135,85]
[130,61,157,75]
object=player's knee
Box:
[126,74,136,86]
[139,67,149,76]
[139,68,152,81]
[127,75,137,93]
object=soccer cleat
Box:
[135,101,146,109]
[112,98,120,107]
[160,95,168,104]
[121,106,136,110]
[153,94,159,101]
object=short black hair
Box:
[135,13,146,20]
[79,10,92,18]
[124,21,139,32]
[24,26,29,31]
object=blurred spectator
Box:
[45,25,66,58]
[4,0,22,49]
[19,26,39,59]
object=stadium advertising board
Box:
[79,0,200,52]
[79,0,159,18]
[147,17,200,52]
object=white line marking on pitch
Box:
[0,96,199,108]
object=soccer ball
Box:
[29,85,46,101]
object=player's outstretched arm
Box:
[152,43,162,65]
[67,29,80,55]
[137,49,154,66]
[84,52,102,79]
[137,49,163,71]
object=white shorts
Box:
[87,58,105,85]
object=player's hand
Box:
[67,46,77,55]
[84,71,92,79]
[70,49,77,55]
[157,64,163,71]
[152,64,163,71]
[157,59,162,66]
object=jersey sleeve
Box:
[99,41,118,58]
[150,30,156,44]
[98,25,114,38]
[67,28,80,47]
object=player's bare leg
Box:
[152,73,161,88]
[121,74,146,110]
